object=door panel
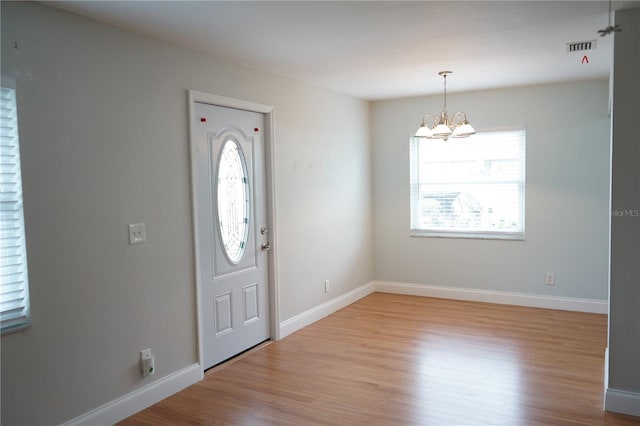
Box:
[214,293,232,336]
[242,283,259,324]
[194,102,270,369]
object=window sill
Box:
[1,321,32,336]
[410,230,525,241]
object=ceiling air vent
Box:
[566,40,597,52]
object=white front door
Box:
[193,102,270,369]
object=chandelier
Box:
[415,71,475,141]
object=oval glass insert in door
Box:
[216,138,250,264]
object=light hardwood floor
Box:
[120,293,640,425]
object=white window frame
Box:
[410,127,526,240]
[1,75,31,334]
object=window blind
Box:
[1,82,31,333]
[410,129,526,239]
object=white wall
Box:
[0,2,372,424]
[372,80,610,300]
[606,7,640,416]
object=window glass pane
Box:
[216,139,250,263]
[411,129,526,239]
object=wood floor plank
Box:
[119,293,640,425]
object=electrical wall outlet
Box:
[545,272,556,285]
[129,223,146,245]
[324,280,330,293]
[140,348,155,377]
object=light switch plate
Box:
[128,223,146,245]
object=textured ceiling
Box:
[49,1,640,100]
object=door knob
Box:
[261,242,271,251]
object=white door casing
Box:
[190,94,276,370]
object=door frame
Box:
[187,90,280,373]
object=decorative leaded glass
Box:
[217,139,250,263]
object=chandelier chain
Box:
[443,74,447,111]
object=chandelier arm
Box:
[422,114,438,128]
[451,111,468,127]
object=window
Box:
[217,138,250,264]
[410,129,526,240]
[1,77,31,333]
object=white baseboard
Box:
[278,280,608,339]
[605,388,640,417]
[279,281,375,338]
[604,347,609,393]
[63,363,203,426]
[373,281,608,314]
